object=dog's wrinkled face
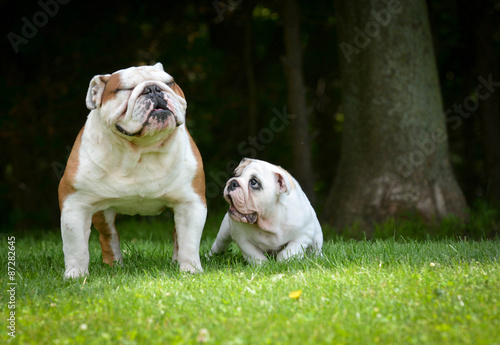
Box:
[224,158,292,224]
[85,63,187,140]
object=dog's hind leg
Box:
[93,209,123,266]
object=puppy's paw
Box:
[205,248,223,260]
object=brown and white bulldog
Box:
[209,158,322,265]
[58,63,206,278]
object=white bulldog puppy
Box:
[210,158,322,264]
[59,63,206,278]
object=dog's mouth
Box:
[114,84,182,137]
[150,94,170,114]
[148,106,174,122]
[227,195,258,224]
[115,105,174,137]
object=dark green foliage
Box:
[1,0,499,235]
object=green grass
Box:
[1,216,499,345]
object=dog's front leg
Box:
[209,213,233,256]
[173,201,207,273]
[237,240,269,266]
[277,237,311,262]
[61,201,93,278]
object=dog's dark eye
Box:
[249,178,261,190]
[166,81,175,87]
[115,88,133,93]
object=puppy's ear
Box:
[234,158,252,177]
[239,157,250,165]
[85,74,111,110]
[274,171,292,195]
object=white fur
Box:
[60,65,206,278]
[209,159,322,265]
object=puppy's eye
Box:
[166,81,175,87]
[249,178,261,190]
[115,88,133,93]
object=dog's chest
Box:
[75,147,193,215]
[95,168,181,214]
[240,225,288,252]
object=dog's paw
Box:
[64,267,89,280]
[179,262,203,274]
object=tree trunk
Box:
[282,0,316,204]
[324,0,468,236]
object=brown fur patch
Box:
[58,126,84,210]
[171,82,185,100]
[172,226,179,261]
[101,73,122,105]
[92,211,119,266]
[187,129,206,206]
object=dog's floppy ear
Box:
[233,158,252,177]
[274,171,292,195]
[85,74,111,110]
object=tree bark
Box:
[324,0,468,236]
[282,0,316,204]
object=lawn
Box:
[1,216,499,345]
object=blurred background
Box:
[1,0,499,236]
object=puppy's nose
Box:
[227,179,240,192]
[142,85,162,95]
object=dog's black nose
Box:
[227,179,240,192]
[142,85,162,95]
[143,85,168,111]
